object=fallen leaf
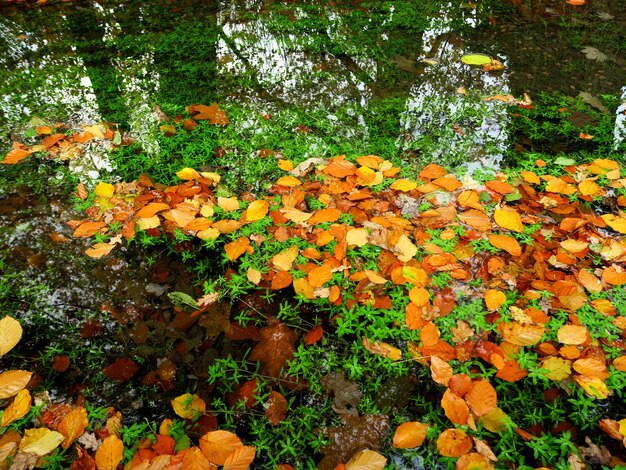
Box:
[95,435,124,470]
[0,316,22,357]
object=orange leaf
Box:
[420,323,440,347]
[308,264,333,288]
[199,430,243,465]
[223,445,256,470]
[181,446,216,469]
[85,243,116,259]
[392,422,428,448]
[304,325,324,346]
[436,429,473,457]
[578,269,603,293]
[484,289,506,311]
[245,200,269,222]
[275,176,302,187]
[458,210,492,231]
[188,103,229,125]
[441,389,469,425]
[1,142,31,164]
[487,234,521,257]
[430,356,452,386]
[456,453,494,470]
[307,208,342,225]
[324,159,357,178]
[485,180,515,194]
[465,380,497,417]
[573,358,609,380]
[224,237,251,262]
[272,245,299,271]
[408,287,430,307]
[493,207,524,232]
[136,202,171,218]
[271,271,293,290]
[520,171,540,185]
[603,265,626,285]
[58,406,88,449]
[612,357,626,372]
[432,174,462,191]
[73,221,107,238]
[419,164,447,179]
[501,322,544,346]
[95,435,124,470]
[0,389,31,427]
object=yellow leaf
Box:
[541,357,572,381]
[0,316,22,357]
[390,179,418,192]
[199,172,221,184]
[275,176,302,187]
[171,394,206,419]
[247,268,262,285]
[217,197,240,212]
[58,406,89,449]
[95,435,124,470]
[578,179,602,196]
[557,325,588,345]
[94,182,115,198]
[0,370,32,399]
[520,171,540,185]
[278,159,294,171]
[484,290,506,311]
[137,216,161,230]
[197,228,220,240]
[345,449,387,469]
[601,214,626,234]
[619,419,626,437]
[85,243,115,259]
[479,407,508,433]
[176,167,201,180]
[245,200,269,222]
[362,337,402,361]
[393,234,418,262]
[272,245,299,271]
[493,207,524,232]
[574,375,610,399]
[199,430,242,465]
[0,389,31,427]
[346,228,369,247]
[19,428,64,456]
[560,239,589,253]
[280,206,312,223]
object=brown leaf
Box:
[248,319,297,378]
[265,391,287,426]
[188,103,229,125]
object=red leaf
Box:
[103,358,139,384]
[304,325,324,346]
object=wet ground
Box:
[0,0,625,466]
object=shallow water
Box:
[0,0,625,466]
